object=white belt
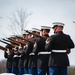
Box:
[29,53,35,55]
[38,52,51,55]
[52,50,66,53]
[23,74,32,75]
[14,55,21,58]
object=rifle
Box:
[8,38,26,46]
[24,30,47,41]
[16,36,35,44]
[2,38,20,46]
[0,39,15,48]
[0,45,7,51]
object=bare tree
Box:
[7,8,32,35]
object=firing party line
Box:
[0,22,74,75]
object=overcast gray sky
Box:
[0,0,75,66]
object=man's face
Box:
[41,29,48,36]
[28,34,33,39]
[36,32,40,35]
[55,26,63,33]
[53,26,58,33]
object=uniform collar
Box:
[44,34,49,37]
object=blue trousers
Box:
[28,68,37,75]
[19,67,24,75]
[6,68,12,73]
[24,68,28,74]
[49,66,68,75]
[12,67,19,75]
[37,68,49,75]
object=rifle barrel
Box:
[0,40,15,48]
[16,36,35,44]
[9,38,26,46]
[0,46,7,51]
[3,38,19,46]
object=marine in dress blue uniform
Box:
[23,32,34,74]
[28,28,40,75]
[18,45,25,75]
[12,46,20,75]
[23,45,29,74]
[21,32,30,74]
[47,22,74,75]
[4,45,14,73]
[34,26,51,75]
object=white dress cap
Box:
[41,26,51,30]
[52,22,65,28]
[0,73,15,75]
[32,28,40,33]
